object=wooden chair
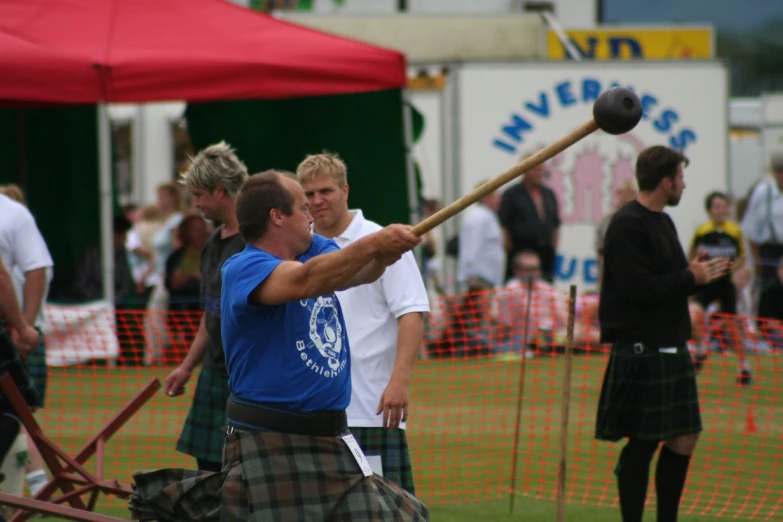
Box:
[0,372,161,522]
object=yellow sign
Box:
[407,74,446,91]
[547,27,714,60]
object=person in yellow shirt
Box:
[688,191,752,385]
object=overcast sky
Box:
[603,0,783,32]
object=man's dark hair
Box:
[236,170,295,242]
[113,214,132,235]
[635,146,689,192]
[704,191,728,212]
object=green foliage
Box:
[717,18,783,96]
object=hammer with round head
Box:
[410,87,643,236]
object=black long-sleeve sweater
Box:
[599,201,697,346]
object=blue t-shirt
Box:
[220,234,351,412]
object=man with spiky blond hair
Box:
[297,151,430,495]
[165,141,248,472]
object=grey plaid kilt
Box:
[595,341,702,442]
[175,367,230,464]
[130,428,429,522]
[0,326,42,412]
[350,427,416,495]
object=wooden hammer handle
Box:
[410,119,599,237]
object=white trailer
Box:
[454,60,730,292]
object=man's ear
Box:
[269,209,282,227]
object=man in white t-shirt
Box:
[0,194,53,338]
[0,192,54,497]
[297,152,430,494]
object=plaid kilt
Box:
[175,367,229,464]
[0,327,42,412]
[595,341,702,442]
[130,428,429,522]
[25,328,47,407]
[129,468,225,521]
[350,427,416,495]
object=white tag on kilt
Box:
[342,434,374,477]
[367,455,383,476]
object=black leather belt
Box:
[613,341,684,355]
[226,395,347,437]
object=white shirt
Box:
[152,212,183,280]
[457,203,506,288]
[126,228,161,288]
[331,210,430,430]
[741,178,783,245]
[0,194,54,327]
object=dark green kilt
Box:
[175,367,230,464]
[130,428,429,522]
[350,427,416,495]
[25,328,47,406]
[595,341,702,442]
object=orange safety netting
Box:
[22,290,783,519]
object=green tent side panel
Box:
[185,88,413,227]
[0,104,100,300]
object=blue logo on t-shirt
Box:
[296,296,347,377]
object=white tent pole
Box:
[97,103,115,306]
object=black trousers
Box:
[758,243,783,286]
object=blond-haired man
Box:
[297,152,430,494]
[165,141,248,472]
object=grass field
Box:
[8,351,782,521]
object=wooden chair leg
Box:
[0,494,127,522]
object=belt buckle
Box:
[633,342,644,355]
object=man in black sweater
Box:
[596,145,730,522]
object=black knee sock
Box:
[655,445,692,522]
[615,438,659,522]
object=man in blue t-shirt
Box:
[218,170,428,521]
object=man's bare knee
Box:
[664,433,700,456]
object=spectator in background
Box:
[161,214,210,361]
[126,204,164,303]
[72,215,134,304]
[122,203,140,225]
[741,152,783,288]
[595,179,638,284]
[457,183,505,292]
[165,214,208,312]
[499,153,561,283]
[0,185,53,499]
[144,183,185,366]
[688,191,752,385]
[490,250,567,360]
[758,258,783,350]
[434,183,505,357]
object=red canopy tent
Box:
[0,3,414,519]
[0,0,414,306]
[0,0,406,103]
